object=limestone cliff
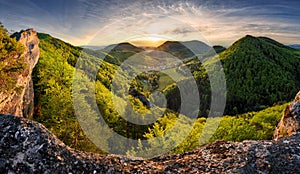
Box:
[0,29,39,117]
[274,91,300,139]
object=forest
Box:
[0,23,25,92]
[30,30,300,155]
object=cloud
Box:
[0,0,300,46]
[169,27,195,35]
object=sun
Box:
[129,36,166,47]
[147,36,161,42]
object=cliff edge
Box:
[1,114,300,173]
[0,29,39,117]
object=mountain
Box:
[288,44,300,50]
[81,45,106,50]
[220,35,300,114]
[83,40,223,67]
[162,35,300,116]
[258,37,295,50]
[104,42,144,52]
[99,42,144,65]
[213,45,226,54]
[157,40,212,59]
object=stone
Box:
[274,91,300,139]
[1,114,300,173]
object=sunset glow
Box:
[0,0,299,47]
[129,36,166,47]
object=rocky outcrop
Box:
[1,114,300,173]
[0,29,39,118]
[274,91,300,139]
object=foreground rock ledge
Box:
[1,115,300,173]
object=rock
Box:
[1,114,300,173]
[0,29,39,118]
[274,91,300,139]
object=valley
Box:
[23,27,299,156]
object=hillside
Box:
[213,45,226,54]
[99,42,144,65]
[162,35,300,116]
[30,32,300,155]
[33,32,187,155]
[104,42,144,52]
[219,35,300,115]
[32,33,103,153]
[157,40,211,59]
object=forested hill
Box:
[219,35,300,115]
[100,42,144,65]
[157,40,211,59]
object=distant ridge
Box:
[288,44,300,50]
[104,42,144,52]
[258,36,294,50]
[157,40,211,59]
[100,42,144,65]
[81,45,106,50]
[213,45,226,54]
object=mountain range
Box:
[288,44,300,50]
[1,23,300,172]
[30,30,300,140]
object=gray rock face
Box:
[1,114,300,173]
[0,29,39,118]
[274,91,300,139]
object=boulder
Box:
[274,91,300,139]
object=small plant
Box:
[0,22,26,93]
[15,86,24,94]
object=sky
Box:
[0,0,300,47]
